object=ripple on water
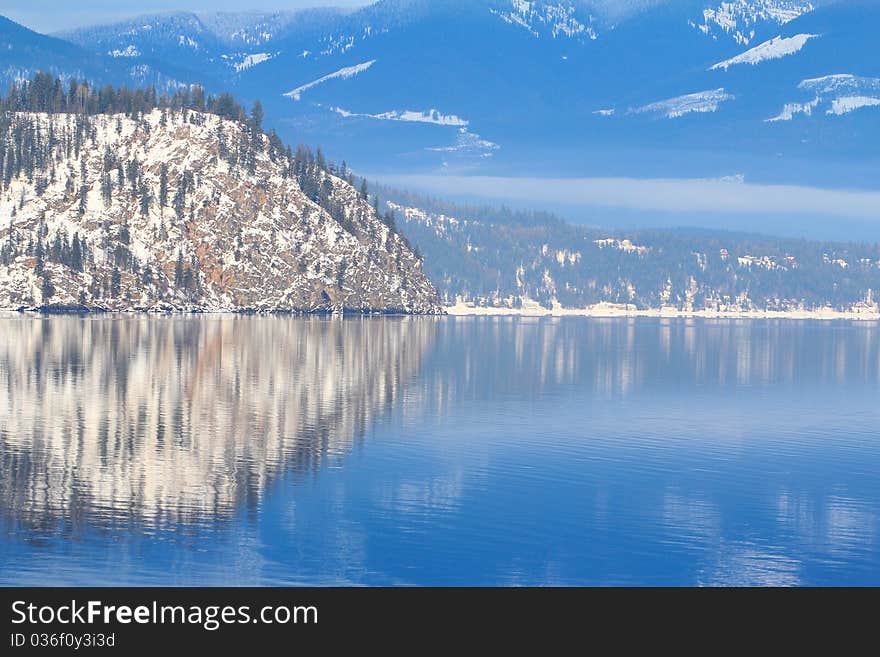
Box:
[1,316,878,585]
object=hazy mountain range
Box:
[1,1,876,188]
[1,2,879,311]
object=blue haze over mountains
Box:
[0,0,878,238]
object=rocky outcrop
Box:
[0,109,442,313]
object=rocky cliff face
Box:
[0,109,442,313]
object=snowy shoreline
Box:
[0,306,440,316]
[3,304,879,322]
[445,300,880,321]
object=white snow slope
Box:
[710,33,819,71]
[332,107,470,127]
[283,60,377,101]
[633,88,735,119]
[769,74,880,120]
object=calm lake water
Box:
[1,315,879,586]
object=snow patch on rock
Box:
[769,74,880,121]
[332,106,469,127]
[710,33,818,71]
[283,60,376,101]
[108,45,141,58]
[828,96,880,116]
[225,52,277,72]
[632,88,735,119]
[426,128,501,159]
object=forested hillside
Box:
[0,73,441,313]
[378,186,880,313]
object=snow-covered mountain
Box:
[0,104,441,313]
[54,8,346,83]
[690,0,815,45]
[0,15,122,87]
[1,0,876,186]
[0,14,196,92]
[488,0,600,40]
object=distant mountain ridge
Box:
[0,15,119,86]
[0,1,877,189]
[2,0,865,187]
[380,185,880,314]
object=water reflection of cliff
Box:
[0,315,437,528]
[3,315,878,532]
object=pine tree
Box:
[383,210,397,231]
[336,258,347,290]
[34,239,44,276]
[159,163,168,208]
[101,171,113,206]
[79,183,88,215]
[173,171,190,219]
[126,158,140,195]
[78,156,89,215]
[110,267,121,298]
[174,250,184,288]
[139,186,151,216]
[250,100,264,143]
[182,266,194,294]
[71,233,83,272]
[50,232,63,263]
[40,273,54,302]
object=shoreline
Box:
[1,305,879,322]
[0,305,443,317]
[445,301,880,321]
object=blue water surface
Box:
[1,315,878,586]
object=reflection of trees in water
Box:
[0,315,437,529]
[416,318,880,413]
[2,315,878,532]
